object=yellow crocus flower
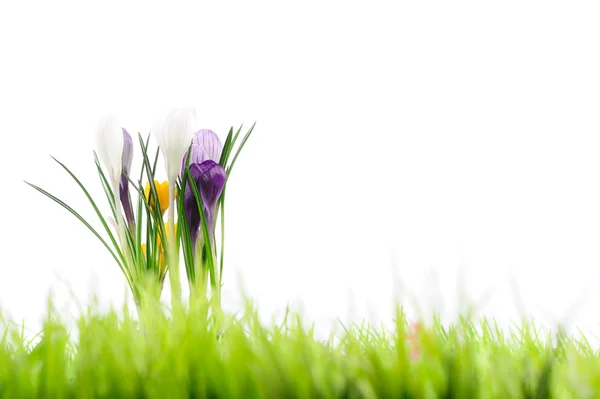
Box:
[144,181,177,216]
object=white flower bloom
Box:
[94,115,128,253]
[152,107,197,182]
[94,115,124,185]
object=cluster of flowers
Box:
[28,108,254,313]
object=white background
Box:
[2,1,600,341]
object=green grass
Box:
[0,297,597,399]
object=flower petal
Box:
[181,129,223,175]
[120,174,134,225]
[94,115,123,184]
[194,129,223,163]
[144,180,174,216]
[153,107,197,180]
[121,128,133,174]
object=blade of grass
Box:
[24,181,132,290]
[218,126,237,167]
[137,134,167,250]
[49,156,125,262]
[218,190,226,286]
[93,152,116,217]
[177,178,195,285]
[226,122,256,180]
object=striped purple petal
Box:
[181,129,223,176]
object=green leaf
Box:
[137,134,167,250]
[184,168,216,290]
[177,177,195,285]
[226,122,256,180]
[137,133,151,183]
[218,126,237,167]
[218,190,226,285]
[93,152,116,219]
[50,157,127,263]
[217,122,256,286]
[135,180,145,275]
[24,181,132,290]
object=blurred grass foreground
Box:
[0,296,596,399]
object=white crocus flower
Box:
[95,115,125,231]
[152,107,197,305]
[94,115,124,187]
[94,115,131,271]
[152,107,197,183]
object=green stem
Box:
[208,242,223,336]
[167,176,181,307]
[212,244,221,306]
[219,197,225,290]
[112,178,131,276]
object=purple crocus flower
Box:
[181,129,223,175]
[184,160,226,248]
[119,128,134,226]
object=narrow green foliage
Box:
[137,134,167,253]
[176,177,195,286]
[22,179,130,291]
[216,123,256,286]
[3,300,599,399]
[225,122,256,180]
[93,152,116,218]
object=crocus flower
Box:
[94,115,127,240]
[143,180,175,216]
[120,128,134,225]
[184,160,226,249]
[181,129,223,175]
[94,115,123,188]
[153,108,197,182]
